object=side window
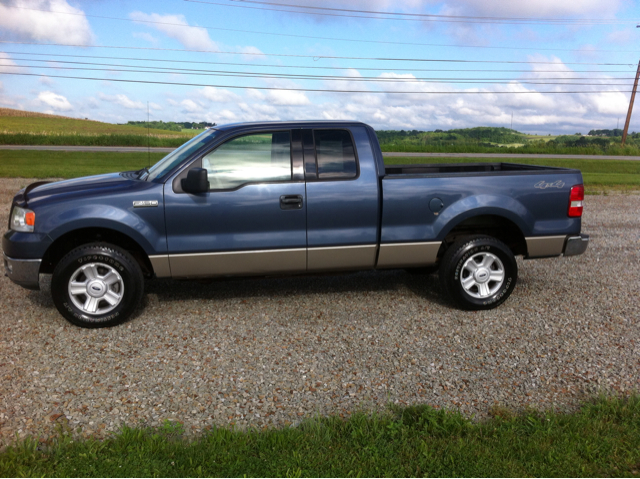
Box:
[202,131,292,190]
[314,129,357,180]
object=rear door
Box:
[303,126,380,271]
[163,129,307,277]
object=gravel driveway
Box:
[1,177,639,444]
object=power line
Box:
[0,50,628,73]
[6,59,634,84]
[0,71,632,94]
[5,6,638,53]
[4,50,634,74]
[186,0,636,25]
[0,40,634,66]
[218,0,636,25]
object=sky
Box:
[0,0,639,133]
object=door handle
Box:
[280,195,303,210]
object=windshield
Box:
[145,129,221,181]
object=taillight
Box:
[568,185,584,217]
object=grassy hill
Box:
[0,108,197,147]
[0,108,192,137]
[1,109,639,154]
[376,127,640,155]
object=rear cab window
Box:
[314,129,358,180]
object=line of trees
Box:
[125,121,216,132]
[588,129,624,137]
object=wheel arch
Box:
[41,227,154,277]
[437,214,528,259]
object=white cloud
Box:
[0,0,94,45]
[218,110,238,120]
[200,87,241,103]
[132,32,160,45]
[265,90,311,106]
[180,54,633,134]
[606,29,637,45]
[284,0,619,18]
[98,93,146,110]
[36,91,72,111]
[38,76,54,85]
[237,46,266,58]
[446,0,620,17]
[0,52,26,74]
[180,99,202,113]
[129,12,218,50]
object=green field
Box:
[0,109,197,147]
[1,396,639,477]
[0,151,165,180]
[0,116,192,137]
[0,151,637,193]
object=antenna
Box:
[147,101,150,168]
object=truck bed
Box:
[384,162,568,176]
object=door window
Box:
[202,131,292,189]
[314,129,357,180]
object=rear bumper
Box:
[3,253,41,290]
[564,234,589,257]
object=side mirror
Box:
[181,168,209,194]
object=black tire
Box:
[439,235,517,310]
[51,243,144,328]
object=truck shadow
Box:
[24,269,450,322]
[144,269,449,307]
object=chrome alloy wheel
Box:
[460,252,505,299]
[68,263,124,315]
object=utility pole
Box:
[621,59,640,146]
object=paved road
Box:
[0,145,176,153]
[1,145,639,160]
[384,152,640,161]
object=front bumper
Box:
[3,253,41,290]
[564,234,589,257]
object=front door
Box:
[163,130,307,277]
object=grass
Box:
[1,396,639,477]
[0,133,189,147]
[0,114,193,137]
[379,142,640,156]
[386,156,640,193]
[0,151,165,179]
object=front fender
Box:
[41,204,167,255]
[434,194,534,241]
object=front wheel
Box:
[439,235,517,310]
[51,243,144,328]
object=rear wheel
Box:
[51,243,144,328]
[439,235,517,310]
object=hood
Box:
[20,172,146,206]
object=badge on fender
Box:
[133,200,158,208]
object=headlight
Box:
[10,206,35,232]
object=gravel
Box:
[1,177,639,445]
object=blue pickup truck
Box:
[3,121,589,328]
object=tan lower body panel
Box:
[525,235,566,258]
[169,248,306,278]
[149,254,172,278]
[376,242,441,268]
[307,244,377,272]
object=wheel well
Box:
[438,215,527,258]
[41,228,154,277]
